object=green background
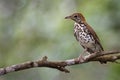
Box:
[0,0,120,80]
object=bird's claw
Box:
[78,55,85,62]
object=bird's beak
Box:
[65,16,71,19]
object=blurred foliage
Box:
[0,0,120,80]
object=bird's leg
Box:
[93,51,101,55]
[78,49,87,62]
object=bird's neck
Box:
[76,21,84,25]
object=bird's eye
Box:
[74,15,77,18]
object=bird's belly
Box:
[74,22,96,51]
[78,32,95,48]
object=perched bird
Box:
[65,13,105,63]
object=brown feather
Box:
[83,21,104,51]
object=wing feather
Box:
[84,21,104,51]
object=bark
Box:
[0,50,120,76]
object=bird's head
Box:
[65,13,86,23]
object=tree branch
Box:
[0,50,120,76]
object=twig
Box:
[0,50,120,76]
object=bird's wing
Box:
[84,22,104,51]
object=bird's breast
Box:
[74,22,95,44]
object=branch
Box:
[0,50,120,76]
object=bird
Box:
[65,13,105,63]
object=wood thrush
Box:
[65,13,105,63]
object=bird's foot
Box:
[93,51,101,54]
[77,54,85,63]
[77,49,88,62]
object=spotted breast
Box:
[74,22,101,53]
